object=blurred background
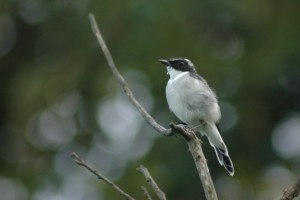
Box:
[1,0,300,199]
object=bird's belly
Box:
[166,79,220,124]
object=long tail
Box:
[213,146,234,176]
[201,123,235,176]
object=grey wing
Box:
[187,74,221,122]
[187,75,218,108]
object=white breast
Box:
[165,68,221,125]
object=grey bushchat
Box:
[160,57,234,176]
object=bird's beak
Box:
[159,59,170,66]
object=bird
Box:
[159,57,234,176]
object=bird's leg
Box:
[169,122,189,138]
[192,120,207,129]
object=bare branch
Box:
[137,165,167,200]
[88,13,218,200]
[88,14,172,136]
[141,186,153,200]
[281,178,300,200]
[71,152,136,200]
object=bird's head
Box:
[159,57,197,74]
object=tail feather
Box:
[213,146,223,165]
[200,122,234,176]
[215,147,234,176]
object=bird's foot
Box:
[169,122,188,136]
[192,120,206,129]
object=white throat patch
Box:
[166,67,189,83]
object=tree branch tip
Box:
[70,151,78,158]
[137,165,146,171]
[88,13,94,19]
[136,165,148,177]
[70,152,83,165]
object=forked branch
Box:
[137,165,167,200]
[71,152,136,200]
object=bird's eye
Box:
[179,62,185,66]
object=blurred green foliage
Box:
[1,0,300,199]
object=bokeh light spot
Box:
[18,0,49,25]
[0,177,28,200]
[98,98,141,142]
[27,110,77,150]
[219,101,239,132]
[272,114,300,159]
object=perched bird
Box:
[159,57,234,176]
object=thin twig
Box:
[281,178,300,200]
[88,14,172,136]
[71,152,136,200]
[88,13,218,200]
[141,186,153,200]
[137,165,167,200]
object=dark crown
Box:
[167,58,197,73]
